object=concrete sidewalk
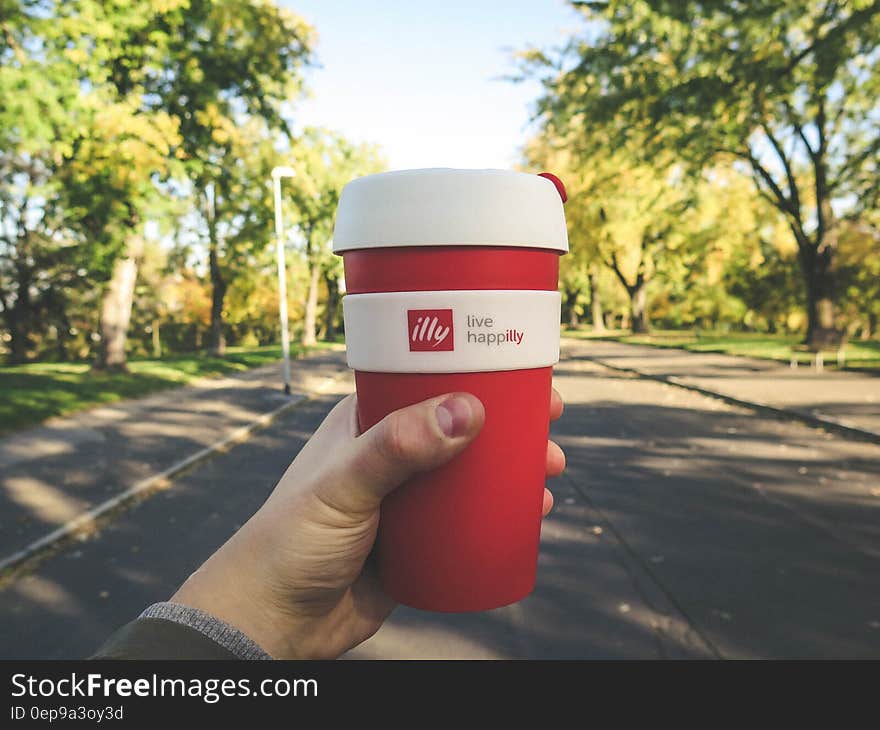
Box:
[563,338,880,439]
[0,348,348,565]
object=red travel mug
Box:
[334,169,568,611]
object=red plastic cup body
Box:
[343,245,560,612]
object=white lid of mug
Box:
[332,168,569,253]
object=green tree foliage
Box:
[522,136,608,329]
[176,119,282,356]
[135,0,315,355]
[655,168,795,331]
[0,0,316,365]
[1,1,84,362]
[62,95,182,370]
[724,234,804,333]
[524,124,790,333]
[5,1,191,368]
[1,1,186,365]
[525,0,880,344]
[837,220,880,337]
[71,0,316,358]
[525,132,724,333]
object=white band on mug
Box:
[342,289,561,373]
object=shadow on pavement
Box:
[551,389,880,659]
[2,364,879,660]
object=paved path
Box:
[564,338,880,438]
[1,350,878,659]
[0,348,347,563]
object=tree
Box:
[522,134,604,330]
[725,232,804,333]
[525,133,698,333]
[286,129,384,347]
[837,219,880,338]
[133,0,315,355]
[61,95,182,370]
[64,0,313,360]
[321,253,344,340]
[526,0,880,345]
[183,120,280,355]
[1,1,185,368]
[0,0,81,362]
[127,238,175,359]
[57,3,185,370]
[595,159,698,333]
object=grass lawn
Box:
[563,328,880,372]
[0,342,339,436]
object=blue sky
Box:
[281,1,581,170]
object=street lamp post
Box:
[271,166,296,395]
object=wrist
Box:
[170,519,311,660]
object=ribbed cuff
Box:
[140,602,273,660]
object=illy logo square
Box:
[408,309,454,351]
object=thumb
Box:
[321,392,485,514]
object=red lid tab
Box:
[537,172,567,203]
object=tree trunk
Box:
[95,238,142,372]
[563,285,580,327]
[798,237,836,346]
[323,269,340,341]
[55,313,71,361]
[862,312,876,341]
[6,315,33,363]
[208,239,227,356]
[588,268,605,332]
[6,300,33,365]
[608,247,650,335]
[5,246,36,364]
[801,120,837,347]
[628,281,649,334]
[152,319,162,358]
[302,259,320,347]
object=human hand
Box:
[172,389,566,659]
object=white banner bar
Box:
[342,290,561,373]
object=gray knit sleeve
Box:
[139,602,273,660]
